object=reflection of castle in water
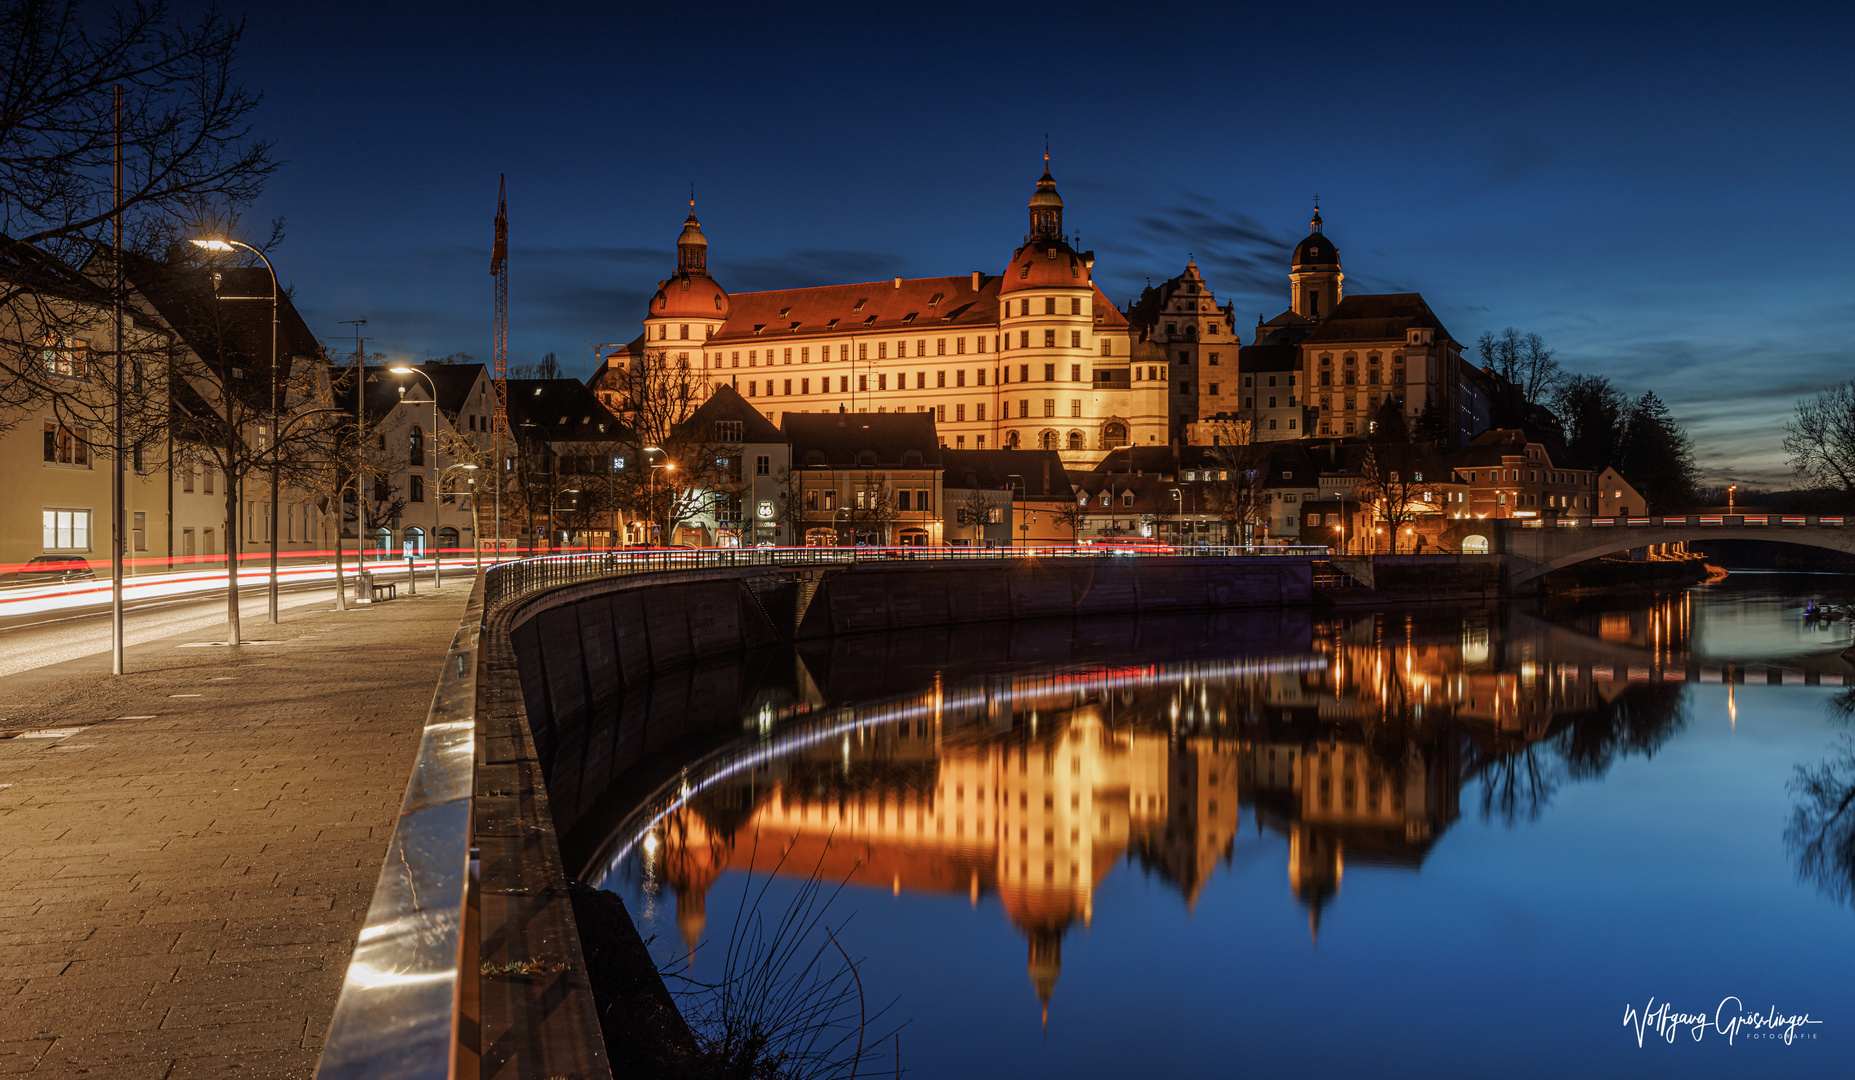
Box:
[641,611,1666,1015]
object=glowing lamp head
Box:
[190,238,235,252]
[389,366,416,374]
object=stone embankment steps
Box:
[0,588,468,1078]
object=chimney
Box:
[893,277,902,289]
[971,271,982,292]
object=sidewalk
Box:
[0,584,471,1079]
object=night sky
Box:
[231,1,1855,487]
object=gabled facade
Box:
[671,384,791,547]
[1452,428,1600,520]
[783,412,943,546]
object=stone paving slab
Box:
[0,587,471,1078]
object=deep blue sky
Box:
[230,1,1855,486]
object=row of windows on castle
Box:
[1315,354,1411,388]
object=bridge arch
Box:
[1438,518,1855,585]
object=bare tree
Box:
[1202,420,1270,545]
[1476,327,1562,408]
[772,465,805,547]
[848,472,895,546]
[1359,399,1440,553]
[956,488,992,545]
[0,0,279,425]
[1053,495,1086,545]
[1784,380,1855,497]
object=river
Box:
[585,572,1855,1077]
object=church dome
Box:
[652,272,729,319]
[1293,231,1339,269]
[1000,237,1089,294]
[1292,206,1339,269]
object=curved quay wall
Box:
[313,548,1315,1079]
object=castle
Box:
[593,158,1478,464]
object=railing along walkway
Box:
[481,543,1331,612]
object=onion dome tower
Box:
[646,192,730,342]
[1289,200,1343,321]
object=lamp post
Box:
[388,366,440,572]
[434,463,480,586]
[1006,473,1023,550]
[649,456,676,547]
[552,487,580,550]
[190,236,282,623]
[1728,484,1737,514]
[1170,487,1182,547]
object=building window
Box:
[748,381,757,397]
[410,475,425,503]
[756,455,770,476]
[680,324,689,339]
[1070,400,1081,417]
[43,508,91,551]
[785,378,794,395]
[956,403,966,422]
[42,422,89,466]
[858,343,867,360]
[409,425,425,466]
[41,335,89,378]
[1020,331,1030,348]
[1043,399,1055,417]
[1019,400,1030,418]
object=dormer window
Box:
[851,299,867,314]
[928,293,943,307]
[863,316,877,326]
[902,312,918,324]
[826,318,839,329]
[752,324,766,334]
[778,307,791,318]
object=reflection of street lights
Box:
[191,236,281,623]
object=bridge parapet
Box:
[1440,513,1855,586]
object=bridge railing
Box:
[1515,514,1848,529]
[480,543,1333,613]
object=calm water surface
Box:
[594,573,1855,1077]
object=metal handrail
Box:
[314,576,483,1079]
[480,543,1333,612]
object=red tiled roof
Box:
[711,275,997,344]
[707,273,1128,345]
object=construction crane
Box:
[490,175,509,554]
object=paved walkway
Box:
[0,584,471,1079]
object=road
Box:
[0,565,478,679]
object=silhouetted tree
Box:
[1555,373,1630,470]
[1787,734,1855,908]
[1618,391,1700,510]
[1477,327,1562,408]
[1783,379,1855,498]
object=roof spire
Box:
[1311,195,1323,234]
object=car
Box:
[0,554,97,588]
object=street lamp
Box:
[435,463,481,585]
[1006,473,1024,550]
[191,236,282,624]
[649,456,676,548]
[1728,484,1737,513]
[1170,487,1182,547]
[389,366,441,577]
[552,487,580,550]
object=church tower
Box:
[1027,151,1063,240]
[1289,203,1343,320]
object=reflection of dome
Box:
[1026,924,1063,1027]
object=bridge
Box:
[1440,513,1855,586]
